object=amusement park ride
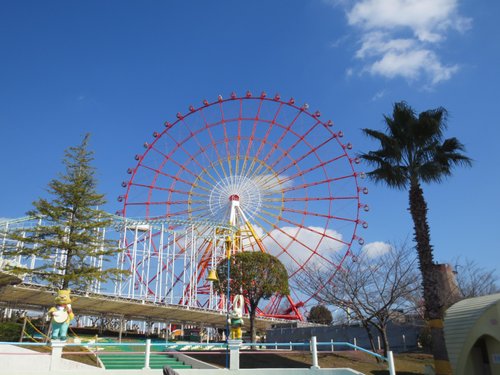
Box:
[0,92,368,323]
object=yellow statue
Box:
[48,289,74,341]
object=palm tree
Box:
[360,102,471,375]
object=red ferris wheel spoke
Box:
[159,144,218,188]
[218,101,235,178]
[198,108,230,179]
[282,173,357,192]
[260,108,303,166]
[277,196,359,202]
[257,220,339,278]
[168,205,215,219]
[179,117,228,184]
[252,212,314,253]
[272,213,352,247]
[263,230,306,269]
[234,99,244,176]
[245,106,290,179]
[241,98,279,178]
[273,133,336,177]
[268,119,324,173]
[138,164,196,188]
[128,182,208,198]
[280,206,359,223]
[277,154,348,184]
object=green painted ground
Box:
[96,339,191,370]
[98,352,191,370]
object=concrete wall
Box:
[171,351,219,369]
[266,321,423,353]
[1,344,102,374]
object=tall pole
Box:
[225,236,231,369]
[225,194,240,368]
[19,313,27,342]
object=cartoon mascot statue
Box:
[228,294,244,340]
[48,289,74,341]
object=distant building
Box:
[434,263,462,310]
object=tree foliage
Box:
[0,322,22,341]
[359,102,471,374]
[307,305,333,325]
[214,251,289,342]
[4,134,126,291]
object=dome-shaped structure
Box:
[444,293,500,374]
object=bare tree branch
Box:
[294,241,420,357]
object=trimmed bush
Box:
[0,322,22,341]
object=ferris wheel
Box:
[117,92,368,319]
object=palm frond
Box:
[361,102,471,189]
[412,107,447,148]
[439,137,470,156]
[367,163,408,189]
[417,137,472,183]
[435,138,472,167]
[387,102,415,141]
[362,128,391,143]
[418,161,452,184]
[361,129,402,161]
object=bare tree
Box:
[452,258,500,298]
[295,242,420,357]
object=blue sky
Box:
[1,0,499,277]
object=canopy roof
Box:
[0,282,286,330]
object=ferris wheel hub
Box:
[209,174,266,222]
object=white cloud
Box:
[253,173,293,193]
[347,0,470,42]
[329,0,471,85]
[263,226,345,269]
[369,48,459,84]
[356,32,416,59]
[322,0,351,7]
[371,90,386,101]
[330,34,350,48]
[241,224,346,271]
[361,241,392,258]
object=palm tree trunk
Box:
[409,180,452,375]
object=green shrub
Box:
[0,322,22,341]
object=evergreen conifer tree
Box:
[5,134,125,291]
